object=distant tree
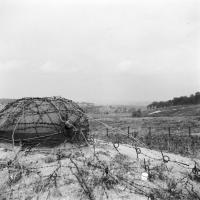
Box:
[195,92,200,104]
[147,91,200,109]
[132,109,142,117]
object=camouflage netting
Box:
[0,97,89,146]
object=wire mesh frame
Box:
[0,97,89,145]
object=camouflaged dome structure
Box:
[0,97,89,146]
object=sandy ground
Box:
[0,140,200,200]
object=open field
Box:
[0,112,200,199]
[89,114,200,158]
[144,105,200,117]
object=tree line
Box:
[147,92,200,109]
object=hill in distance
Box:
[143,104,200,117]
[0,98,16,105]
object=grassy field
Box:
[144,104,200,117]
[0,108,200,199]
[89,113,200,158]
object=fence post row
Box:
[124,126,195,136]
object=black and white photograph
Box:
[0,0,200,199]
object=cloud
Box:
[0,60,27,72]
[116,59,146,75]
[40,61,81,73]
[116,58,169,76]
[117,60,133,73]
[40,61,60,72]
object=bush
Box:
[132,109,142,117]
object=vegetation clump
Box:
[148,92,200,109]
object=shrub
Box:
[131,109,142,117]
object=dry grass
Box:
[90,115,200,158]
[0,114,200,199]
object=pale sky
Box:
[0,0,199,104]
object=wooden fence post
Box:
[148,127,152,146]
[148,127,151,136]
[128,126,130,138]
[168,127,171,137]
[167,127,171,150]
[188,127,191,137]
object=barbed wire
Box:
[78,111,197,171]
[0,104,200,200]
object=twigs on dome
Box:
[0,97,89,146]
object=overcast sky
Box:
[0,0,199,104]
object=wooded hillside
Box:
[147,92,200,109]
